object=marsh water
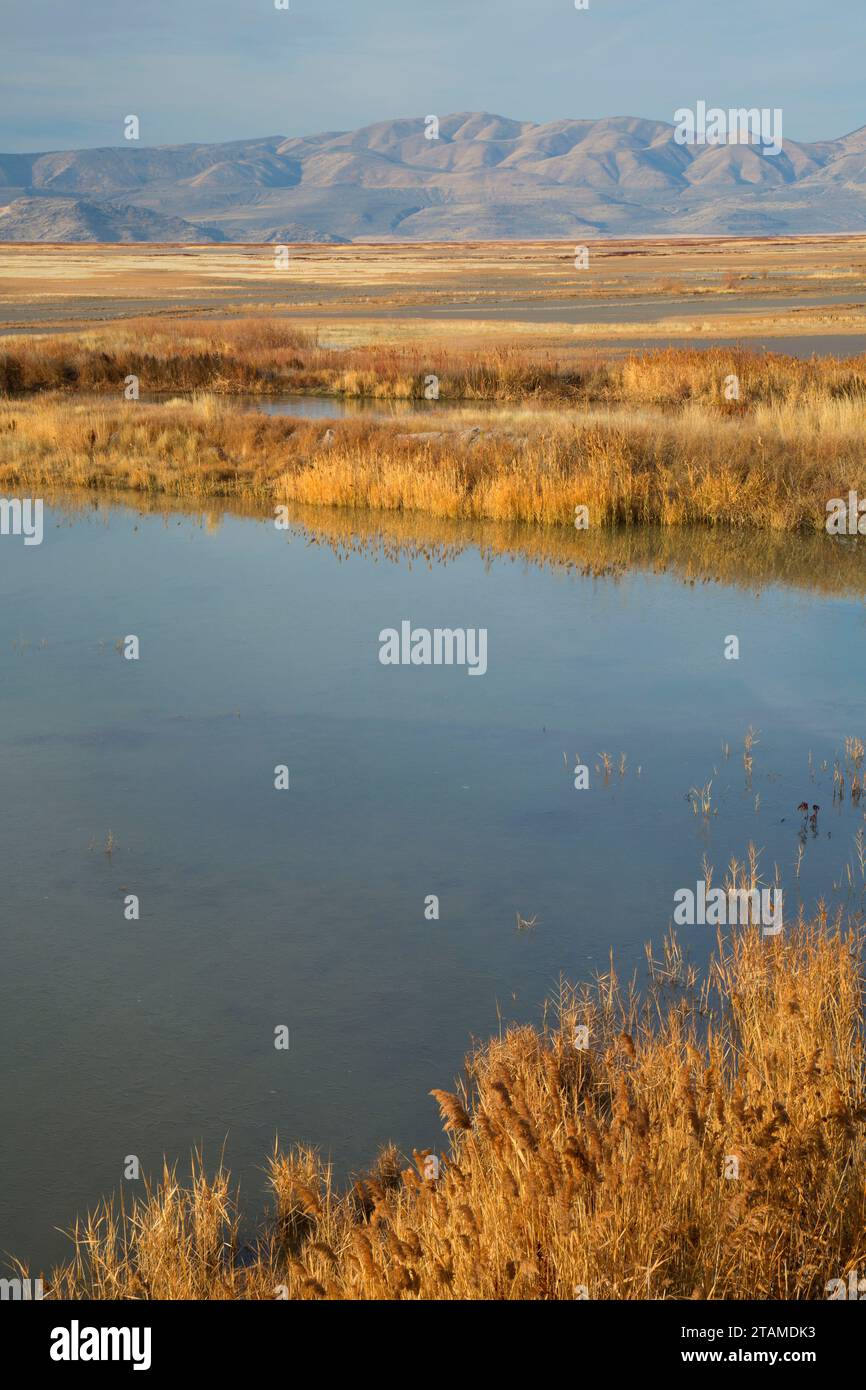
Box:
[2,496,866,1273]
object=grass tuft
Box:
[25,912,866,1300]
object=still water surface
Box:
[2,498,865,1271]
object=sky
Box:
[1,0,864,153]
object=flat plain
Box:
[2,236,866,358]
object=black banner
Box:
[4,1297,859,1375]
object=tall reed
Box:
[28,912,866,1300]
[2,393,864,531]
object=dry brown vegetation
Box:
[4,319,866,406]
[2,387,864,531]
[29,912,866,1300]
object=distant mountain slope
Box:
[0,196,220,242]
[2,113,866,241]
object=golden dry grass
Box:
[4,319,866,405]
[28,911,866,1300]
[3,388,865,531]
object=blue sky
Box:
[2,0,864,152]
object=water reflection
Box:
[43,488,866,599]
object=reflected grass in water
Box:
[42,487,866,601]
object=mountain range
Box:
[3,112,866,241]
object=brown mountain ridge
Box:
[2,111,866,241]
